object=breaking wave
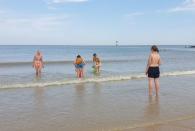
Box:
[1,70,195,89]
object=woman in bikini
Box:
[145,45,161,96]
[74,55,86,78]
[33,50,44,76]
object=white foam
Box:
[1,70,195,89]
[162,70,195,76]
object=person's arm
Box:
[32,56,35,67]
[82,58,86,65]
[93,57,95,63]
[73,60,76,65]
[145,55,151,75]
[41,56,44,68]
[99,58,102,66]
[158,55,161,65]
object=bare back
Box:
[149,52,161,67]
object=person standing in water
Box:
[33,50,44,77]
[74,55,86,78]
[92,53,101,73]
[145,45,161,96]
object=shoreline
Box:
[1,70,195,89]
[0,74,195,131]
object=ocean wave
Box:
[1,70,195,89]
[160,48,195,52]
[0,59,140,67]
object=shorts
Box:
[148,67,160,78]
[75,63,85,69]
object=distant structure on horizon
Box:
[185,44,195,48]
[115,41,119,47]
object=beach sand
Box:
[122,118,195,131]
[0,74,195,131]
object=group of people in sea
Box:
[32,52,102,78]
[32,45,161,96]
[72,53,101,78]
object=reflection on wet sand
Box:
[92,82,101,94]
[74,82,101,97]
[73,83,86,113]
[143,95,160,131]
[35,75,42,81]
[34,87,45,112]
[145,96,160,117]
[74,83,86,97]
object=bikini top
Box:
[34,55,42,61]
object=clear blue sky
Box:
[0,0,195,45]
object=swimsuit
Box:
[34,56,42,69]
[148,67,160,78]
[75,58,85,69]
[75,63,85,69]
[35,61,42,68]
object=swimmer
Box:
[74,55,86,78]
[32,50,44,77]
[92,53,101,73]
[145,45,161,96]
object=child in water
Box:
[145,45,161,96]
[33,50,44,77]
[74,55,86,78]
[92,53,101,73]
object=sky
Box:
[0,0,195,45]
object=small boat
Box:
[190,45,195,48]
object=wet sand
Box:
[0,75,195,131]
[123,117,195,131]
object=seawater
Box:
[0,45,195,88]
[1,75,195,131]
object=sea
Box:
[1,45,195,131]
[0,45,195,89]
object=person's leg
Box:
[38,68,42,76]
[95,65,99,73]
[81,68,84,78]
[95,65,98,73]
[77,69,80,78]
[97,66,100,73]
[75,65,79,78]
[77,70,79,78]
[154,78,160,96]
[148,78,153,96]
[35,68,39,76]
[75,66,78,77]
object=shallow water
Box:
[0,75,195,131]
[0,45,195,130]
[0,45,195,88]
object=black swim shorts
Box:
[148,67,160,78]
